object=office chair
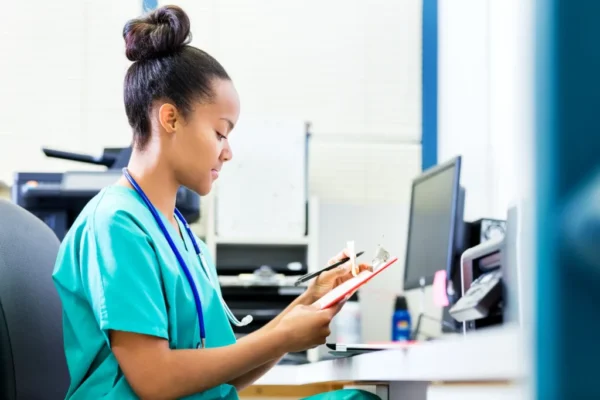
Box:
[0,199,69,399]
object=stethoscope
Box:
[122,168,252,349]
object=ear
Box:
[158,103,179,133]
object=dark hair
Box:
[122,5,230,149]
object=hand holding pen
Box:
[298,248,373,303]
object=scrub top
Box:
[52,185,238,399]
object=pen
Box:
[293,251,365,287]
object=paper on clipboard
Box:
[313,256,399,310]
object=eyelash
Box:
[216,132,226,141]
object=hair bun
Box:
[123,5,191,62]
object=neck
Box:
[118,146,179,225]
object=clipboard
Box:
[313,256,399,309]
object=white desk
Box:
[247,326,528,400]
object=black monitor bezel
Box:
[403,156,463,291]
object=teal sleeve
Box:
[84,209,169,342]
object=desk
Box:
[241,326,528,400]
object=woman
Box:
[52,5,380,400]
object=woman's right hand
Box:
[276,303,343,353]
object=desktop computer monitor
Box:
[403,156,465,293]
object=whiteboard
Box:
[215,116,307,239]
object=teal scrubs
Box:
[52,184,379,400]
[52,185,238,399]
[305,391,381,400]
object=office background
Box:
[0,0,533,345]
[19,0,600,398]
[5,0,600,397]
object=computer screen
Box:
[403,157,462,290]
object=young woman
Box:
[52,5,379,400]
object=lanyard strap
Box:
[122,168,207,348]
[174,208,201,255]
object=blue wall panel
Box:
[421,0,438,170]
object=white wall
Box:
[0,1,139,182]
[488,0,535,218]
[438,0,534,222]
[0,0,423,205]
[438,0,493,221]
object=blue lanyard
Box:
[122,168,207,349]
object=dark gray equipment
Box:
[449,230,507,332]
[13,147,201,240]
[449,204,520,333]
[450,250,503,327]
[0,199,69,399]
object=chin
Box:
[195,183,213,196]
[185,174,213,196]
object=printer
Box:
[216,243,311,364]
[13,147,200,240]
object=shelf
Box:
[215,236,310,246]
[218,275,307,289]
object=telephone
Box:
[449,268,502,323]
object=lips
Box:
[211,169,220,179]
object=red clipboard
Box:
[313,257,399,309]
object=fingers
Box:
[327,248,350,266]
[317,261,351,284]
[336,262,371,277]
[317,261,372,288]
[321,300,345,320]
[327,249,373,276]
[327,248,376,269]
[334,260,352,275]
[302,303,320,312]
[347,241,358,276]
[332,299,346,315]
[359,263,373,272]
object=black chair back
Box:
[0,199,69,399]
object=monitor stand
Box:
[411,279,460,340]
[419,277,426,315]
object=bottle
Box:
[335,292,362,344]
[391,295,411,341]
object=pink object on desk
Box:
[432,269,449,307]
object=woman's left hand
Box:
[305,248,373,303]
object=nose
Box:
[221,140,233,162]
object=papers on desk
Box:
[326,342,417,357]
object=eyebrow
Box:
[221,118,234,133]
